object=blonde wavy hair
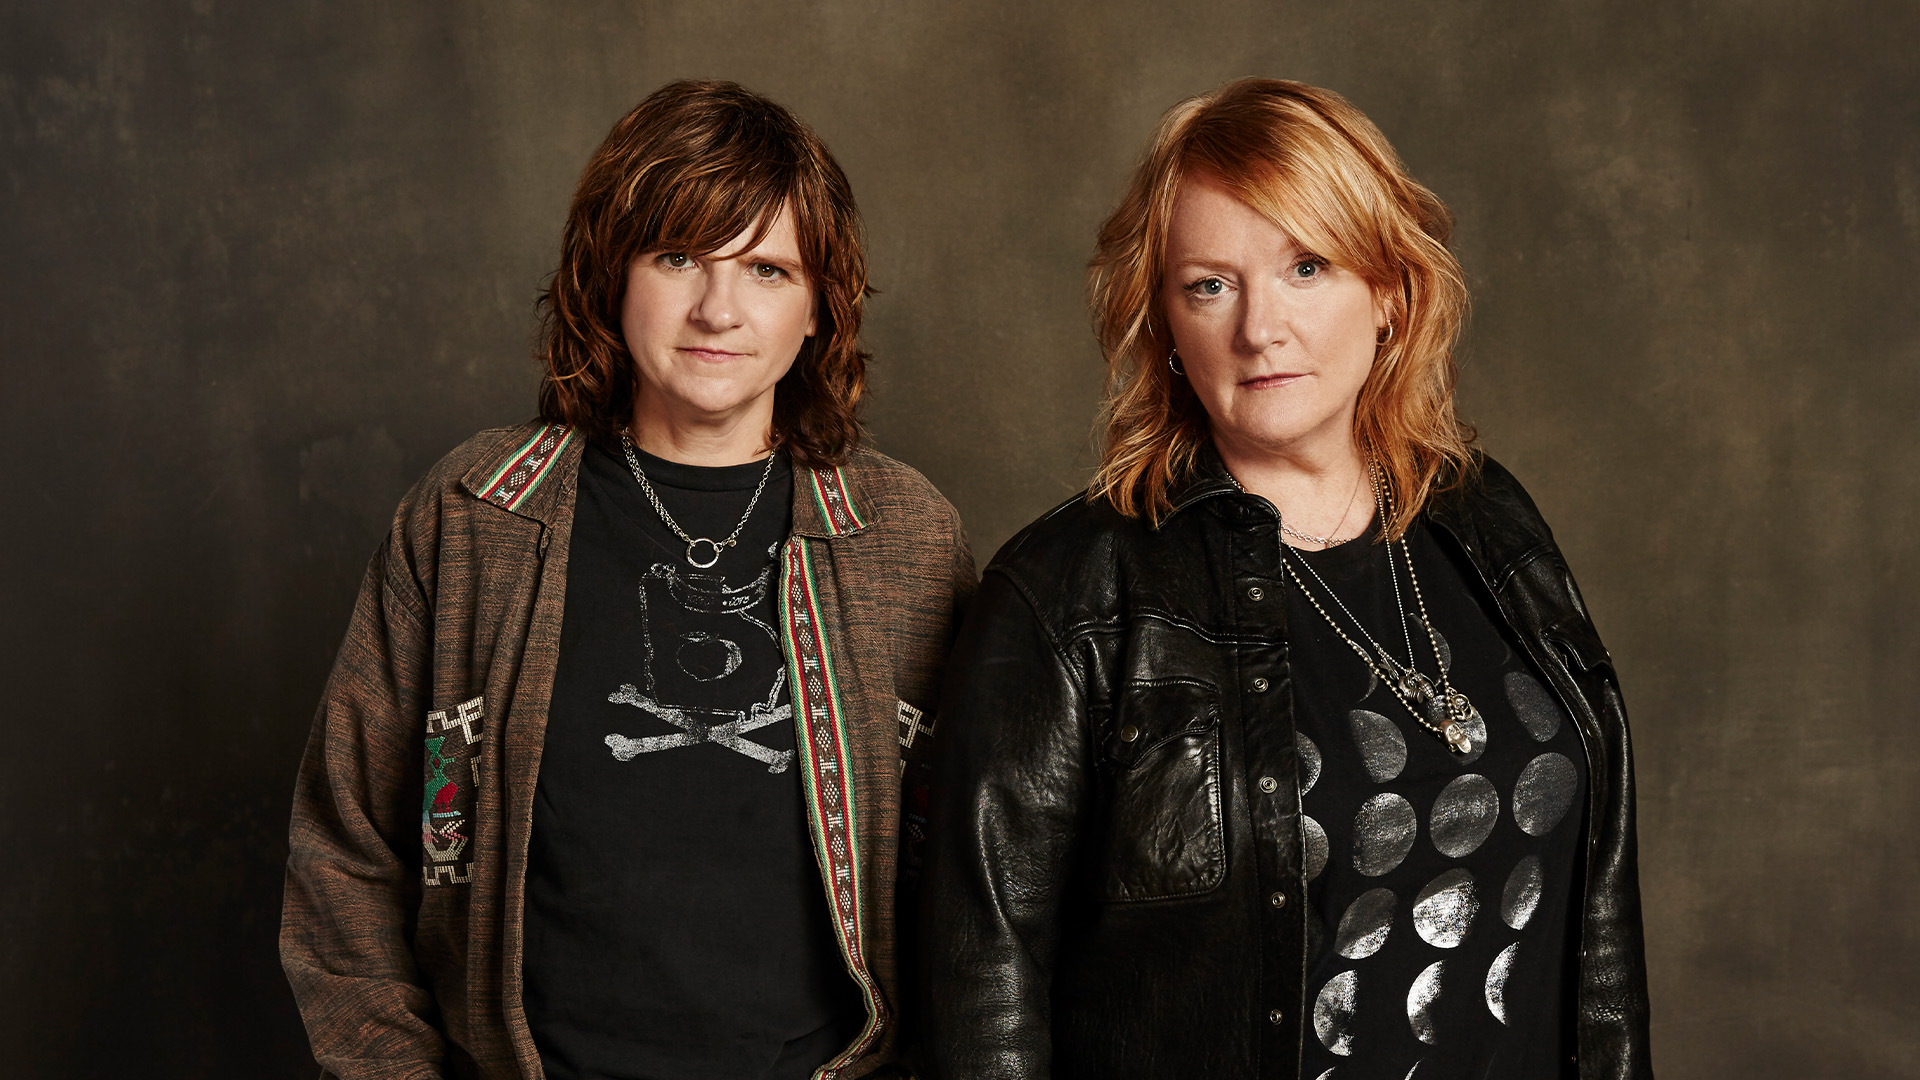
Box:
[1088,77,1475,535]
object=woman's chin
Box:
[1213,416,1350,458]
[646,376,781,422]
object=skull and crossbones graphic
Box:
[601,558,795,773]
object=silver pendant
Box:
[1418,693,1456,743]
[685,537,725,569]
[1439,689,1480,754]
[1398,669,1436,706]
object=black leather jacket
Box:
[920,453,1651,1080]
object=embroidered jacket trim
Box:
[477,423,573,511]
[807,464,868,536]
[783,533,886,1072]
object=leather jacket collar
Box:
[1163,441,1243,520]
[1164,442,1558,594]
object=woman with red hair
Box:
[923,78,1651,1080]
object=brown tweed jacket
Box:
[281,422,976,1080]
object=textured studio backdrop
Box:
[2,2,1916,1076]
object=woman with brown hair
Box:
[922,78,1651,1079]
[282,80,973,1080]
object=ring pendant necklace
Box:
[620,431,777,569]
[1232,459,1481,754]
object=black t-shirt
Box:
[523,439,863,1080]
[1286,518,1587,1080]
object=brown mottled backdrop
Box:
[3,2,1914,1076]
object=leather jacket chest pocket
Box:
[1097,678,1226,902]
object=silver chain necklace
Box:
[1231,459,1481,754]
[1277,466,1368,548]
[1280,520,1350,547]
[619,432,778,570]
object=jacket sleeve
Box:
[1532,550,1654,1079]
[890,499,980,716]
[281,535,446,1080]
[1576,666,1655,1079]
[894,505,980,855]
[919,567,1089,1080]
[888,498,978,1065]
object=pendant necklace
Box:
[619,432,778,569]
[1235,459,1481,755]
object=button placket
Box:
[1235,525,1299,1059]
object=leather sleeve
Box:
[280,536,447,1080]
[1512,548,1654,1079]
[1575,667,1655,1079]
[919,567,1089,1080]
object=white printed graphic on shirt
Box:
[603,550,794,773]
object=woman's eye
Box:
[1294,257,1325,278]
[1185,277,1227,297]
[754,263,786,279]
[660,253,692,269]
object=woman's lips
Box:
[1240,373,1306,390]
[679,347,746,362]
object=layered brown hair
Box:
[537,80,869,466]
[1088,78,1475,534]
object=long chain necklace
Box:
[1233,459,1481,754]
[619,432,778,570]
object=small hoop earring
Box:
[1168,349,1185,376]
[1377,321,1396,345]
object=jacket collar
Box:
[791,456,876,539]
[1162,441,1248,522]
[459,423,877,540]
[460,422,581,526]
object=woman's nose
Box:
[692,269,742,330]
[1236,281,1290,353]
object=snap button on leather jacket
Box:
[920,453,1652,1080]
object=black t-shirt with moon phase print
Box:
[523,439,863,1080]
[1284,517,1587,1080]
